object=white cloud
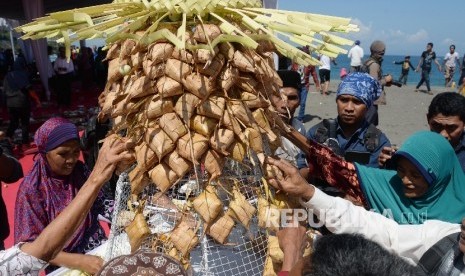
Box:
[441,38,455,47]
[349,18,372,36]
[406,29,429,43]
[324,17,435,54]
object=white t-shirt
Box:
[444,52,460,68]
[319,55,331,70]
[0,243,47,276]
[348,45,364,67]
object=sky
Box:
[279,0,465,56]
[2,1,464,57]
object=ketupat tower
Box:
[16,1,358,274]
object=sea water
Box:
[329,55,461,88]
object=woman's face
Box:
[396,157,430,198]
[46,140,80,176]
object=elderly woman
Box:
[299,130,465,224]
[14,117,110,274]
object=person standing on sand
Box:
[415,42,442,94]
[318,53,337,95]
[393,56,415,85]
[348,40,364,73]
[361,40,393,126]
[443,44,460,87]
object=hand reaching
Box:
[378,146,397,167]
[88,134,135,185]
[266,157,315,201]
[277,219,307,272]
[75,254,104,274]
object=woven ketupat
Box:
[15,0,359,271]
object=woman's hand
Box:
[266,157,315,201]
[88,134,135,185]
[75,254,104,274]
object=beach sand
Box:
[301,81,455,146]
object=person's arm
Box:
[409,61,415,71]
[20,134,134,262]
[393,61,402,65]
[277,221,307,273]
[367,62,391,86]
[416,56,424,72]
[266,157,461,263]
[49,252,104,274]
[434,53,442,71]
[367,62,380,80]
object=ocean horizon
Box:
[328,55,462,88]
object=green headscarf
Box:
[356,131,465,224]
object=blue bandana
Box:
[336,72,382,108]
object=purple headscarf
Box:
[35,117,79,153]
[14,117,100,255]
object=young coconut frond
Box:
[16,0,357,66]
[15,0,359,266]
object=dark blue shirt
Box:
[454,134,465,172]
[301,118,391,168]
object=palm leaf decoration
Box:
[15,1,359,272]
[16,0,358,65]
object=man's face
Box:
[426,44,433,52]
[450,47,455,54]
[428,113,464,147]
[336,95,367,126]
[271,87,300,120]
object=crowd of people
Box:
[0,45,108,150]
[2,39,465,276]
[269,68,465,275]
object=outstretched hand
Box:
[277,219,307,272]
[266,157,315,201]
[89,134,135,185]
[378,146,398,167]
